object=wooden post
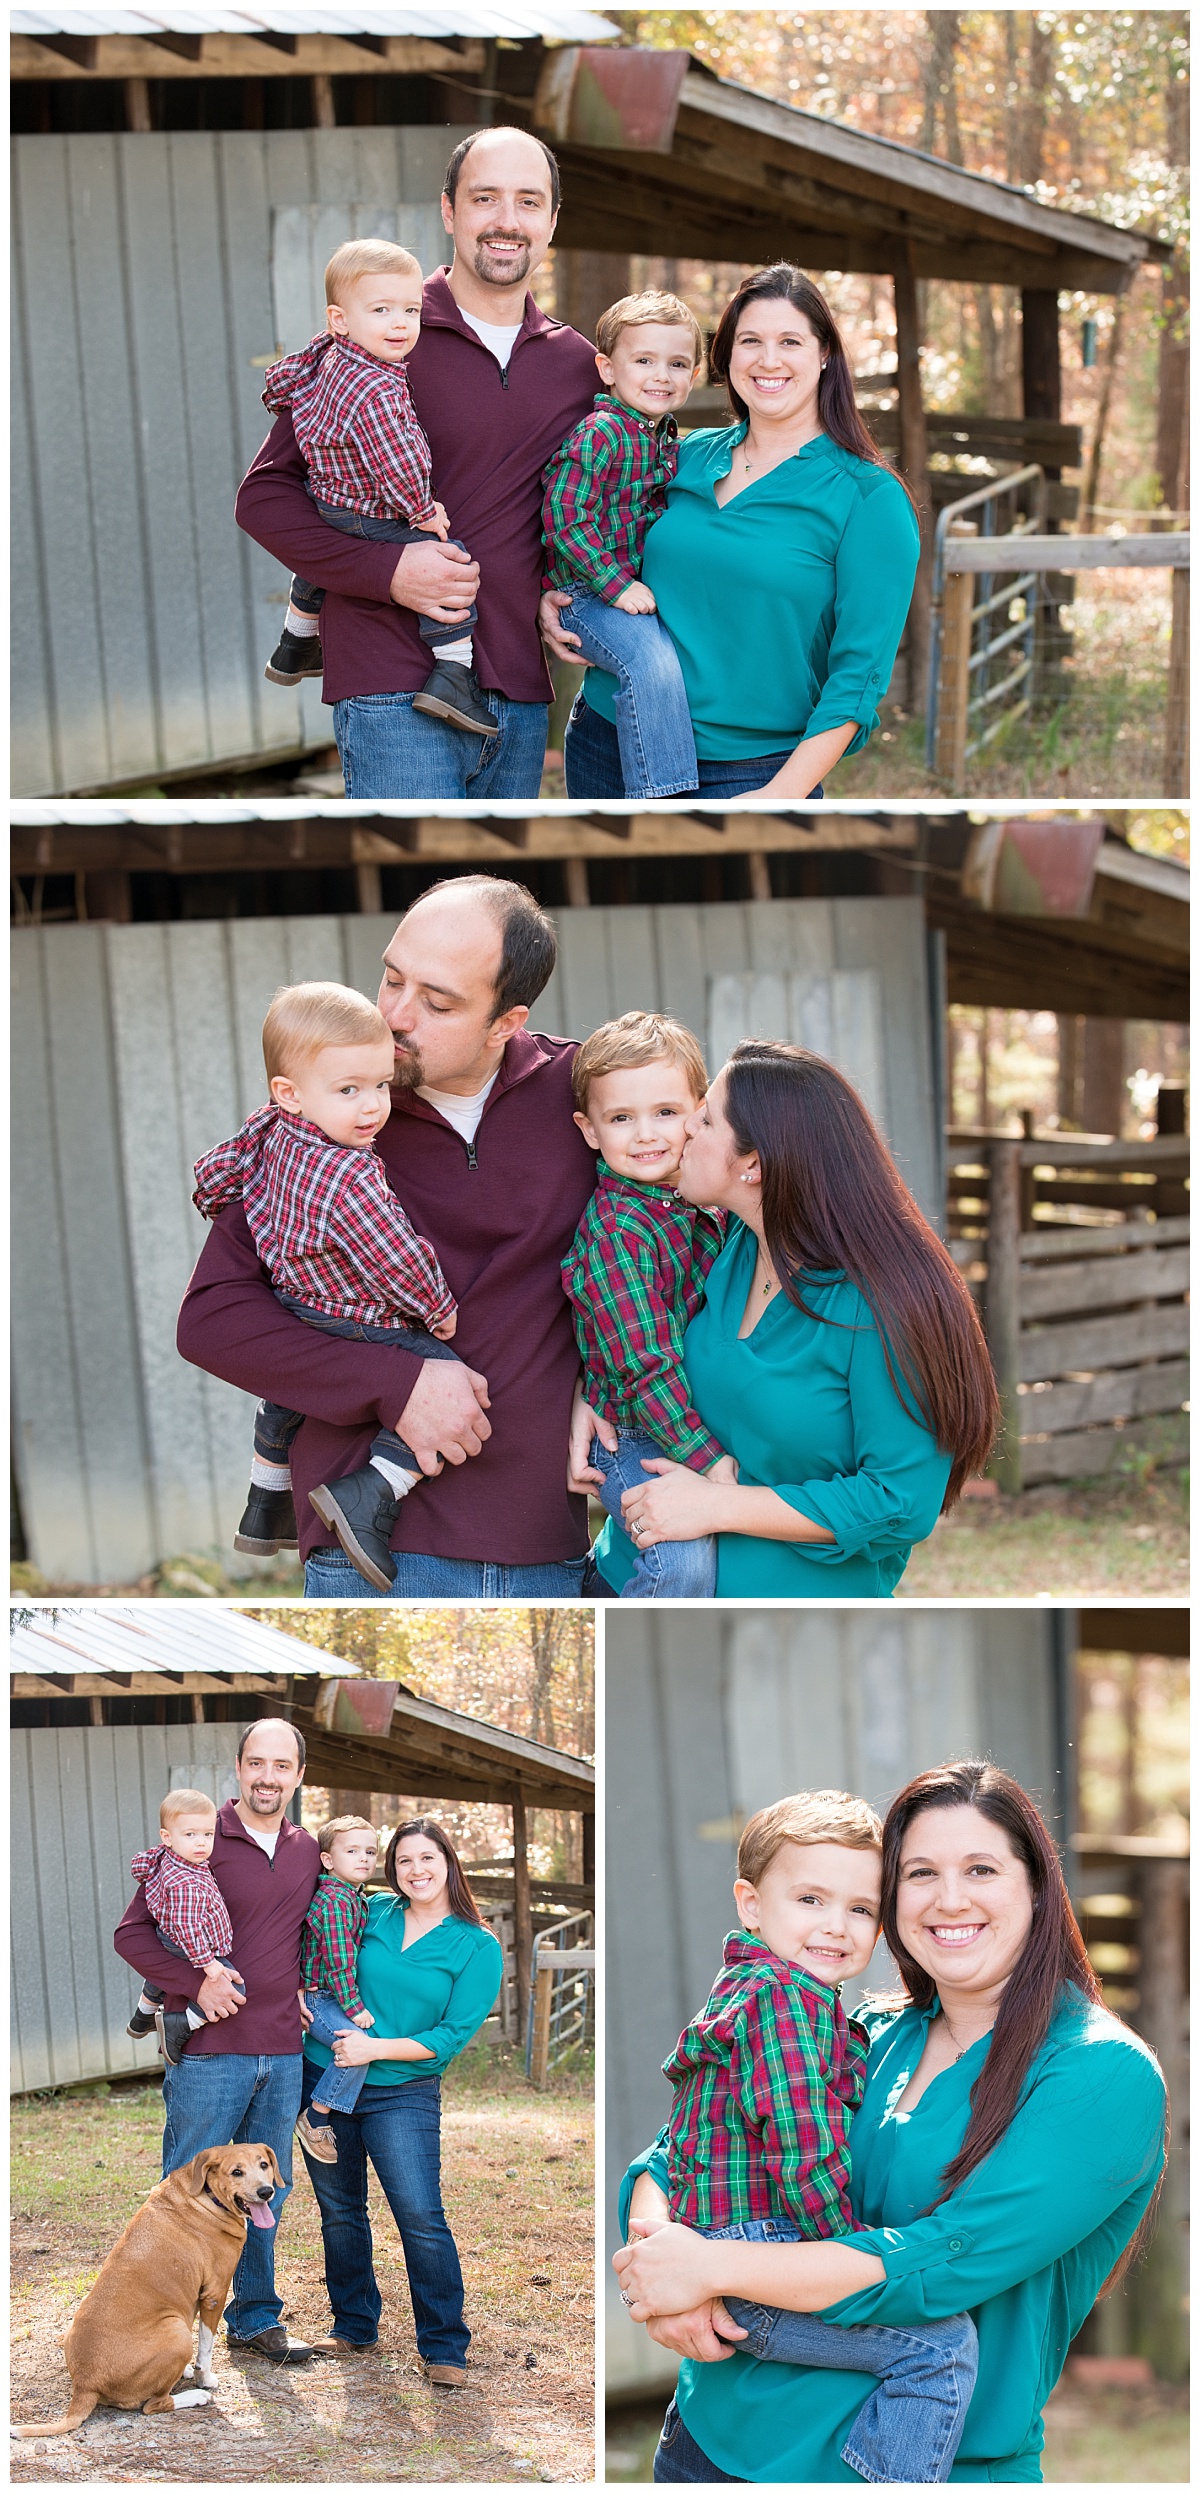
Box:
[555,250,631,347]
[747,852,772,901]
[563,856,590,908]
[125,77,152,131]
[512,1787,532,2041]
[530,1956,553,2089]
[1021,288,1065,685]
[355,862,383,915]
[934,522,977,787]
[986,1139,1023,1493]
[312,72,336,128]
[581,1810,595,1890]
[1164,567,1189,797]
[893,245,932,711]
[1130,1857,1189,2380]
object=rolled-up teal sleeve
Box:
[772,1310,950,1562]
[821,2037,1165,2330]
[618,2126,672,2241]
[803,476,920,753]
[407,1931,504,2068]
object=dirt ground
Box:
[10,2051,594,2483]
[897,1465,1189,1599]
[606,2377,1190,2484]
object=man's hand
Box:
[396,1358,492,1473]
[614,580,657,614]
[568,1381,618,1494]
[351,2009,376,2029]
[390,538,479,626]
[538,589,586,667]
[196,1965,243,2021]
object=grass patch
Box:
[12,2052,594,2482]
[898,1466,1188,1599]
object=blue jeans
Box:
[708,2219,979,2485]
[305,1991,368,2117]
[559,593,698,798]
[564,691,822,800]
[654,2398,743,2482]
[334,689,547,799]
[566,688,818,792]
[590,1431,716,1599]
[160,2051,302,2338]
[298,2061,466,2361]
[292,501,479,650]
[303,1548,589,1599]
[257,1294,461,1481]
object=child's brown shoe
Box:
[295,2107,338,2165]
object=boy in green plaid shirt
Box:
[542,289,703,799]
[563,1010,733,1600]
[294,1815,379,2166]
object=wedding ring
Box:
[620,2290,632,2306]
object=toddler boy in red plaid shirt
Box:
[193,980,462,1595]
[563,1011,732,1600]
[125,1789,245,2066]
[262,237,495,741]
[659,1791,978,2485]
[542,290,703,798]
[295,1816,379,2167]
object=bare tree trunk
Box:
[528,1610,558,1747]
[1080,296,1126,530]
[1155,259,1190,520]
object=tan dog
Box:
[11,2143,282,2439]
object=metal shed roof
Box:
[294,1679,596,1809]
[14,8,617,39]
[9,1604,361,1678]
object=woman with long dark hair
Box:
[544,264,920,801]
[616,1761,1168,2483]
[581,1042,998,1596]
[297,1817,502,2383]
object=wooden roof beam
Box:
[11,33,486,80]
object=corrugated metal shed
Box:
[604,1606,1068,2397]
[12,895,940,1584]
[14,11,618,40]
[9,1603,360,1677]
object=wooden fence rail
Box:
[947,1128,1190,1492]
[936,532,1190,796]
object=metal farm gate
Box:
[11,895,941,1585]
[604,1607,1067,2395]
[11,1719,256,2092]
[11,124,470,796]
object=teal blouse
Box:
[594,1224,951,1597]
[303,1893,502,2090]
[620,1993,1166,2484]
[583,427,920,760]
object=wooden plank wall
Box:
[1016,1218,1190,1485]
[11,126,470,795]
[604,1608,1063,2395]
[11,897,936,1584]
[11,1721,255,2092]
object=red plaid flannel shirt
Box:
[193,1104,456,1333]
[130,1844,234,1969]
[301,1874,369,2020]
[263,332,438,525]
[664,1930,869,2232]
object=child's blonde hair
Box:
[325,238,422,307]
[738,1791,884,1889]
[596,289,704,368]
[571,1010,708,1115]
[160,1787,217,1828]
[262,982,392,1085]
[317,1813,378,1859]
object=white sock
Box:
[250,1454,292,1491]
[185,2004,207,2030]
[370,1454,421,1498]
[286,605,321,638]
[436,635,473,666]
[137,1988,156,2014]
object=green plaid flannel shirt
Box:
[301,1873,368,2020]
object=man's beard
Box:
[245,1787,282,1816]
[472,234,533,286]
[391,1037,425,1092]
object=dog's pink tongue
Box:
[247,2201,275,2229]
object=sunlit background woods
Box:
[241,1605,595,1883]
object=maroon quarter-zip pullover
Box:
[177,1030,599,1565]
[235,271,598,704]
[113,1802,321,2057]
